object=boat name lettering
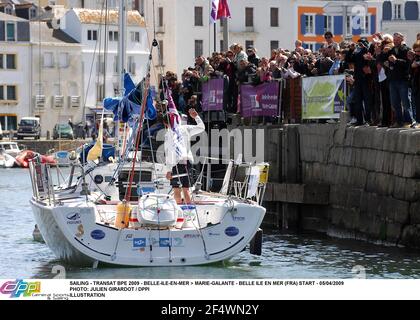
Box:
[232,216,245,221]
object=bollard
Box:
[46,130,50,140]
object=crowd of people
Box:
[159,31,420,129]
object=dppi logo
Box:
[0,280,41,298]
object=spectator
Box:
[230,43,248,68]
[411,41,420,123]
[383,32,414,127]
[323,31,339,51]
[247,46,261,67]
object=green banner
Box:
[302,75,346,119]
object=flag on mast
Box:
[210,0,231,23]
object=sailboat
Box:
[27,0,268,267]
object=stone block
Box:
[366,172,393,196]
[402,154,416,178]
[409,131,420,155]
[401,225,420,249]
[329,187,348,206]
[347,167,368,189]
[395,129,412,154]
[392,153,405,177]
[385,222,402,243]
[342,147,353,166]
[404,179,420,202]
[383,152,396,174]
[374,150,386,173]
[372,128,387,150]
[409,201,420,225]
[383,197,410,224]
[392,177,407,201]
[343,127,356,147]
[346,188,362,209]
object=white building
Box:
[60,8,149,114]
[381,0,420,46]
[141,0,297,80]
[30,21,84,136]
[0,12,31,133]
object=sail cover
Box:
[103,73,157,123]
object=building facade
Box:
[381,0,420,46]
[297,1,380,51]
[141,0,383,80]
[30,21,83,136]
[0,12,31,133]
[60,8,149,113]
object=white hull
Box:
[30,194,265,267]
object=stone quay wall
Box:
[235,122,420,248]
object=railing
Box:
[29,161,56,205]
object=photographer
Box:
[347,38,375,126]
[382,32,414,127]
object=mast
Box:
[116,0,127,158]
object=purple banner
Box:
[240,82,280,117]
[202,78,224,111]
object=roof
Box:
[0,11,27,21]
[72,8,145,27]
[30,21,79,45]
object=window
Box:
[270,8,279,27]
[194,7,203,26]
[0,85,17,101]
[0,115,17,131]
[5,6,12,15]
[30,7,37,19]
[245,40,254,50]
[59,52,68,68]
[6,54,16,69]
[195,40,203,58]
[113,55,118,74]
[131,31,140,42]
[360,15,370,34]
[0,54,15,69]
[6,22,15,41]
[245,8,254,27]
[270,40,279,52]
[158,7,163,27]
[109,31,118,41]
[346,16,352,35]
[324,15,333,33]
[158,40,163,65]
[128,56,136,75]
[305,15,314,34]
[394,4,402,19]
[87,30,97,41]
[96,83,104,102]
[305,43,315,52]
[34,83,43,95]
[43,52,54,68]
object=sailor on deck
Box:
[162,108,205,204]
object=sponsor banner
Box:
[202,78,224,111]
[1,279,420,300]
[302,75,346,119]
[240,82,280,118]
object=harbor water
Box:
[0,168,420,279]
